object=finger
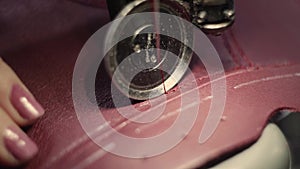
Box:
[0,57,45,126]
[0,107,38,166]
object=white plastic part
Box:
[212,124,291,169]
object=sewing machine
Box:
[1,0,299,168]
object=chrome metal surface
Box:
[191,0,235,32]
[104,0,193,100]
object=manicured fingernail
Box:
[10,84,45,120]
[3,126,38,161]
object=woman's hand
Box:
[0,57,44,166]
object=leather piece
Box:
[0,0,299,169]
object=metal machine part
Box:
[105,0,193,100]
[191,0,235,33]
[106,0,235,32]
[105,0,235,100]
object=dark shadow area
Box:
[94,61,133,108]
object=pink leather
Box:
[1,0,299,169]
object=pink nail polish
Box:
[10,85,45,120]
[3,126,38,161]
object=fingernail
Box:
[3,126,38,161]
[10,84,45,120]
